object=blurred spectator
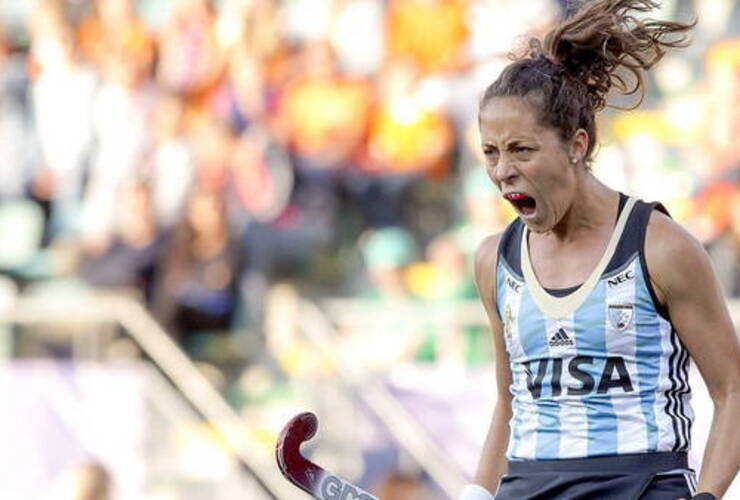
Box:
[329,0,385,76]
[277,41,371,173]
[155,0,224,98]
[466,0,558,64]
[44,461,111,500]
[386,0,469,74]
[79,18,157,249]
[707,184,740,298]
[230,127,293,224]
[186,108,235,192]
[360,226,417,300]
[29,0,97,238]
[406,234,491,365]
[0,24,36,200]
[449,167,513,263]
[153,186,242,344]
[79,180,164,302]
[336,227,427,370]
[77,0,155,77]
[148,92,196,228]
[705,38,740,173]
[345,60,454,227]
[219,45,268,132]
[373,470,426,500]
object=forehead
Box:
[478,96,551,142]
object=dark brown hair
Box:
[480,0,695,163]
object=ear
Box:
[568,129,589,165]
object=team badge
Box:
[608,304,634,331]
[503,305,514,344]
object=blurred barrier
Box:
[321,298,488,329]
[298,298,470,498]
[0,291,294,499]
[2,289,739,499]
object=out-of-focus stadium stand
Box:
[1,0,739,498]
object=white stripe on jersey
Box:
[604,260,648,454]
[514,289,540,460]
[501,269,527,459]
[553,314,589,459]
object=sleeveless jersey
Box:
[496,196,693,461]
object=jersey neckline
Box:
[520,197,637,318]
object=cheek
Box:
[484,165,501,189]
[530,162,576,209]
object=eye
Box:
[482,147,499,165]
[514,146,534,153]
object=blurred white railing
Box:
[298,298,469,498]
[0,291,294,500]
[3,286,738,500]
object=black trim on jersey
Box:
[676,340,692,450]
[604,194,643,274]
[601,251,639,280]
[498,217,524,277]
[666,326,692,452]
[499,254,523,281]
[666,327,684,451]
[493,245,503,322]
[545,284,580,297]
[638,201,672,321]
[675,342,689,451]
[497,193,640,295]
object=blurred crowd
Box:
[0,0,739,497]
[0,0,739,384]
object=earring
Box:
[571,157,578,164]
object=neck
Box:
[547,172,619,244]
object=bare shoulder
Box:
[645,209,716,303]
[474,233,503,312]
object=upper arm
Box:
[474,234,513,402]
[645,211,740,400]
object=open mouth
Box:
[504,192,537,217]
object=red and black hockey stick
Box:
[276,412,379,500]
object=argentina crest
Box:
[608,304,634,331]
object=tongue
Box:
[520,204,535,216]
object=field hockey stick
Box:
[276,412,380,500]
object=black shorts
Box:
[495,452,696,500]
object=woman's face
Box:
[479,96,581,233]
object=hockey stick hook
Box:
[276,412,379,499]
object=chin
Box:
[522,215,555,233]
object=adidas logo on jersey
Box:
[549,328,574,348]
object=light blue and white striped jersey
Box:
[496,195,693,460]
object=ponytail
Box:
[481,0,695,162]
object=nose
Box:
[494,156,518,185]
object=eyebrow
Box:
[482,139,535,147]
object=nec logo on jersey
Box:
[608,304,634,331]
[506,276,522,293]
[607,269,635,288]
[549,328,574,348]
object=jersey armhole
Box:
[639,202,671,321]
[493,249,503,322]
[494,219,523,321]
